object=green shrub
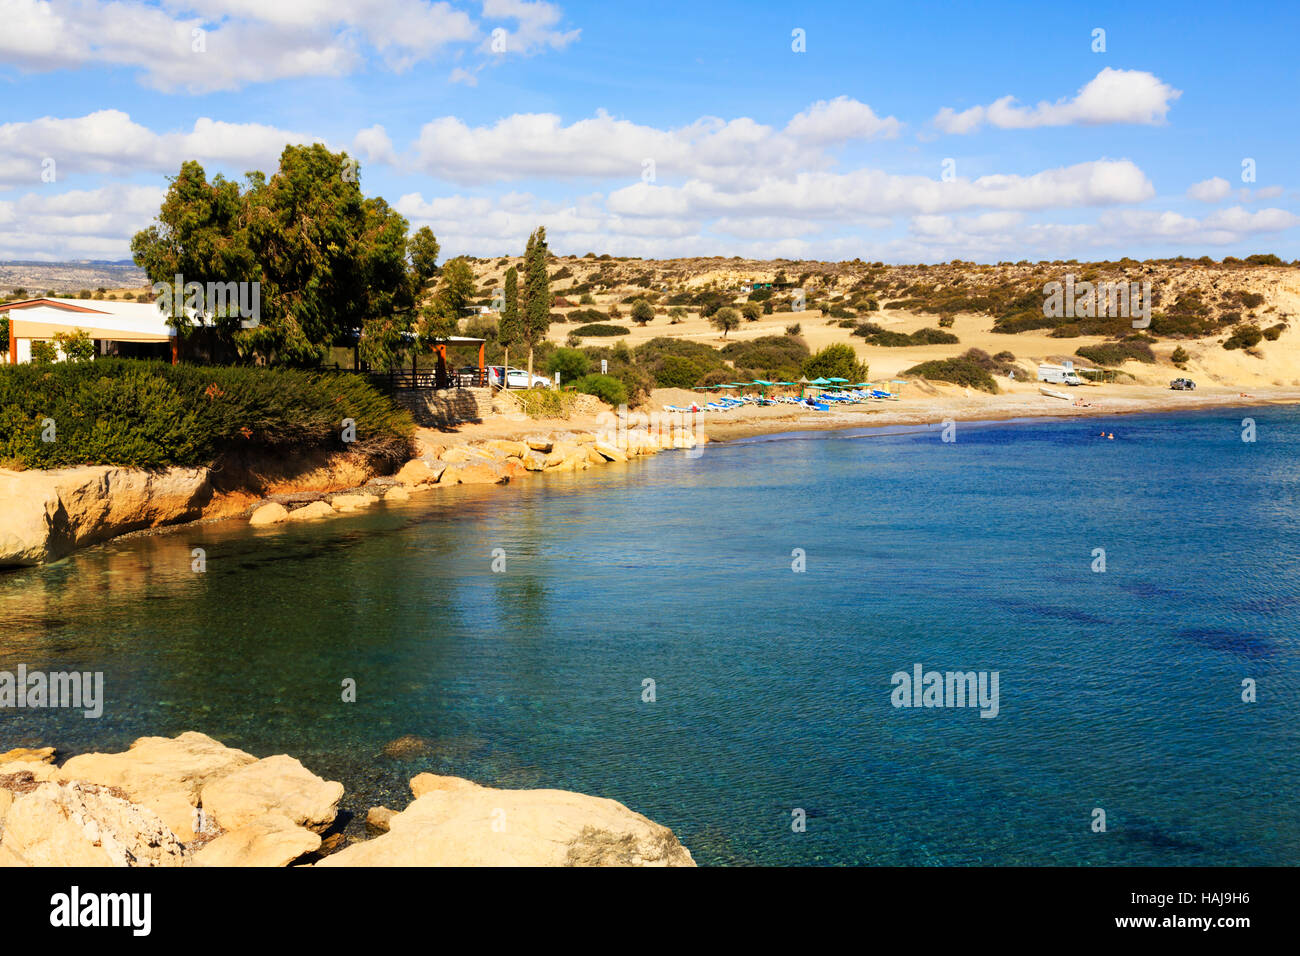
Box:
[803,344,868,382]
[512,387,577,419]
[904,355,998,393]
[1263,323,1286,341]
[571,374,628,407]
[571,323,629,337]
[1170,346,1190,365]
[546,348,591,382]
[1223,325,1263,350]
[30,341,57,365]
[0,359,413,469]
[1075,339,1157,365]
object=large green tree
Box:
[498,265,522,379]
[521,226,550,383]
[132,145,422,367]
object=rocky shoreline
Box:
[0,423,707,567]
[0,732,695,867]
[240,425,706,528]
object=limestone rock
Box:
[395,458,445,487]
[441,446,473,463]
[139,789,201,843]
[0,781,189,867]
[318,774,694,867]
[439,461,508,485]
[200,755,342,833]
[366,806,396,832]
[483,440,529,459]
[249,502,289,526]
[194,813,321,867]
[0,465,212,567]
[383,485,411,502]
[525,436,553,453]
[58,731,257,803]
[521,451,547,472]
[329,493,378,513]
[593,442,628,463]
[0,747,54,764]
[287,500,335,521]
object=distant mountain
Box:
[0,260,148,294]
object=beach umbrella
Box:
[827,377,848,383]
[809,377,830,385]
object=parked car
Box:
[505,367,551,389]
[1170,378,1196,390]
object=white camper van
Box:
[1038,361,1084,386]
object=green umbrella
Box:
[827,377,848,383]
[809,377,831,385]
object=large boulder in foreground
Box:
[0,781,189,867]
[58,731,257,804]
[317,773,695,867]
[200,755,343,832]
[0,465,212,567]
[193,813,321,867]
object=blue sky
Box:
[1,0,1296,262]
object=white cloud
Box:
[934,69,1181,134]
[0,184,165,259]
[0,0,571,92]
[1187,177,1231,202]
[0,111,324,187]
[605,160,1155,220]
[784,96,902,144]
[481,0,580,54]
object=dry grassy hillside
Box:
[459,255,1300,390]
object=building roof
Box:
[2,298,174,341]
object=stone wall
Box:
[391,387,494,427]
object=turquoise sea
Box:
[2,408,1298,865]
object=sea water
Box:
[2,408,1297,865]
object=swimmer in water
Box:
[1107,433,1114,440]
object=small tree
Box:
[437,257,475,318]
[30,340,58,364]
[408,227,441,290]
[53,328,95,362]
[499,266,522,378]
[741,302,761,322]
[630,299,654,326]
[803,343,868,382]
[711,306,741,339]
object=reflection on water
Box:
[2,409,1299,864]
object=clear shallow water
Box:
[2,408,1298,865]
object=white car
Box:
[504,367,551,389]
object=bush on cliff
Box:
[0,359,414,469]
[904,354,999,393]
[571,374,629,408]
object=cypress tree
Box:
[522,226,550,384]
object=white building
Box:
[2,297,176,364]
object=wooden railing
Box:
[367,368,490,390]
